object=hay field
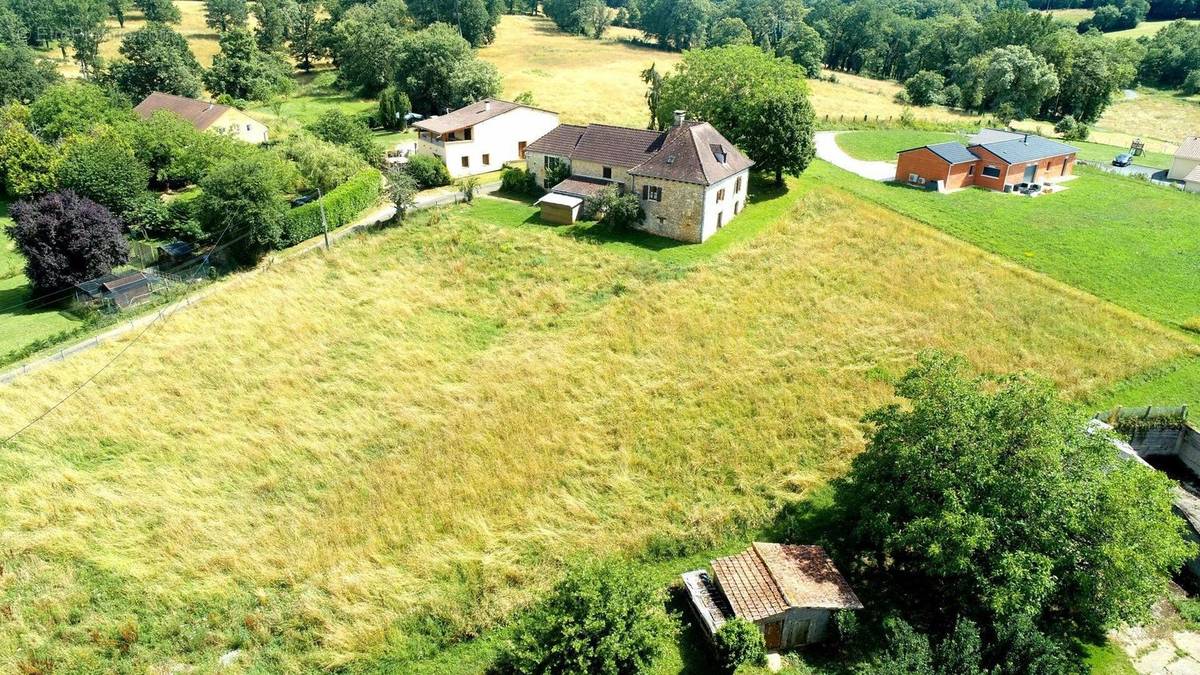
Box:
[809,71,983,126]
[51,1,242,78]
[1105,18,1200,39]
[0,178,1189,670]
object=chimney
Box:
[673,110,686,127]
[484,100,491,112]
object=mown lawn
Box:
[246,70,378,127]
[0,173,1187,671]
[808,161,1200,329]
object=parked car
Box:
[290,194,316,209]
[1113,153,1134,167]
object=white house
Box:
[525,111,754,243]
[413,99,560,178]
[133,92,270,144]
[1169,136,1200,193]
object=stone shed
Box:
[682,543,862,651]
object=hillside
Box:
[0,177,1189,670]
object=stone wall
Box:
[638,178,706,243]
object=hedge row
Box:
[281,168,382,246]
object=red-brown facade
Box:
[895,145,1076,192]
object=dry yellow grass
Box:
[0,181,1187,670]
[809,70,984,126]
[53,0,253,78]
[479,15,681,126]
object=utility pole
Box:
[317,188,330,250]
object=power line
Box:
[0,221,246,446]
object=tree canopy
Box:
[108,22,204,101]
[203,27,294,101]
[6,190,129,294]
[657,46,814,185]
[391,23,500,114]
[828,352,1194,665]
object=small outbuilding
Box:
[682,543,862,651]
[74,271,158,310]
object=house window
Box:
[968,165,975,176]
[642,185,662,202]
[482,153,490,165]
[603,166,612,179]
[735,176,742,193]
[982,165,1001,179]
[716,188,726,202]
[245,124,251,131]
[463,128,473,141]
[461,156,470,168]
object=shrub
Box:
[378,86,411,130]
[496,559,672,674]
[499,165,542,197]
[306,109,382,165]
[904,70,946,107]
[404,154,452,189]
[458,175,480,203]
[384,166,419,220]
[281,168,381,245]
[585,185,643,231]
[714,618,766,673]
[1182,70,1200,96]
[1054,114,1089,141]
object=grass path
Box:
[0,175,1187,670]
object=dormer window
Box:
[711,144,728,163]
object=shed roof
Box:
[134,92,233,131]
[1176,136,1200,161]
[974,135,1078,164]
[535,192,583,208]
[712,543,862,622]
[550,175,613,198]
[1184,164,1200,184]
[412,99,554,135]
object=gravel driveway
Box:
[815,131,896,181]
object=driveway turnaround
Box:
[814,131,896,181]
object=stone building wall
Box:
[637,178,706,243]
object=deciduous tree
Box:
[108,22,203,100]
[6,190,129,294]
[56,126,151,215]
[204,0,249,32]
[197,153,298,264]
[0,46,63,104]
[203,27,294,101]
[135,0,182,23]
[252,0,296,51]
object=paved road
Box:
[1092,163,1167,181]
[814,131,896,181]
[0,181,502,386]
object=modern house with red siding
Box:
[895,131,1078,193]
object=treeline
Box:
[549,0,1199,124]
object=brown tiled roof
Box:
[530,120,751,186]
[413,99,554,135]
[572,124,665,168]
[629,121,754,185]
[712,543,861,622]
[1178,136,1200,161]
[134,92,232,131]
[527,124,587,156]
[550,175,613,198]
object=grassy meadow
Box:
[1105,18,1200,39]
[808,160,1200,329]
[49,0,243,78]
[0,171,1190,669]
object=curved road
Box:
[814,131,897,181]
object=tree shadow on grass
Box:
[665,587,722,675]
[0,278,73,319]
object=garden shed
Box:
[682,543,862,651]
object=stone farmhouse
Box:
[895,129,1078,193]
[1168,135,1200,193]
[682,543,862,650]
[525,111,754,243]
[134,92,269,144]
[413,99,560,179]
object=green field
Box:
[1105,18,1200,39]
[0,171,1188,670]
[835,129,1176,170]
[808,160,1200,329]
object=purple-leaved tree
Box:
[7,190,129,297]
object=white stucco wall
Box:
[421,107,559,179]
[1169,156,1199,182]
[211,109,269,144]
[699,169,750,241]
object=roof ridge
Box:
[750,542,792,605]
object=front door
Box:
[1023,164,1037,182]
[518,141,527,159]
[763,620,783,650]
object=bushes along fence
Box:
[281,168,382,246]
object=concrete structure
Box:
[895,131,1077,193]
[525,112,753,242]
[1169,136,1200,193]
[682,543,862,650]
[134,92,269,144]
[414,99,559,179]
